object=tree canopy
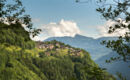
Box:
[76,0,130,62]
[96,0,130,62]
[0,0,41,38]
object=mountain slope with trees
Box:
[0,23,116,80]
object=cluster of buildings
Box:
[36,41,68,50]
[36,41,83,57]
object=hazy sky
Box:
[21,0,113,40]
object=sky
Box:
[20,0,118,41]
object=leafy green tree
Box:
[75,0,130,62]
[0,0,41,38]
[75,0,129,79]
[96,0,130,62]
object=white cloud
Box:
[97,20,129,37]
[32,19,81,41]
[32,18,41,23]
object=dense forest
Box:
[0,22,116,80]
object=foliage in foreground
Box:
[97,0,130,62]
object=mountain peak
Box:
[74,34,83,37]
[74,34,94,39]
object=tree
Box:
[76,0,130,62]
[75,0,129,79]
[96,0,130,62]
[0,0,41,38]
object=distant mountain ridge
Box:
[95,53,130,80]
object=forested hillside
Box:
[0,23,35,49]
[0,23,116,80]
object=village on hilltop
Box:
[36,40,83,57]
